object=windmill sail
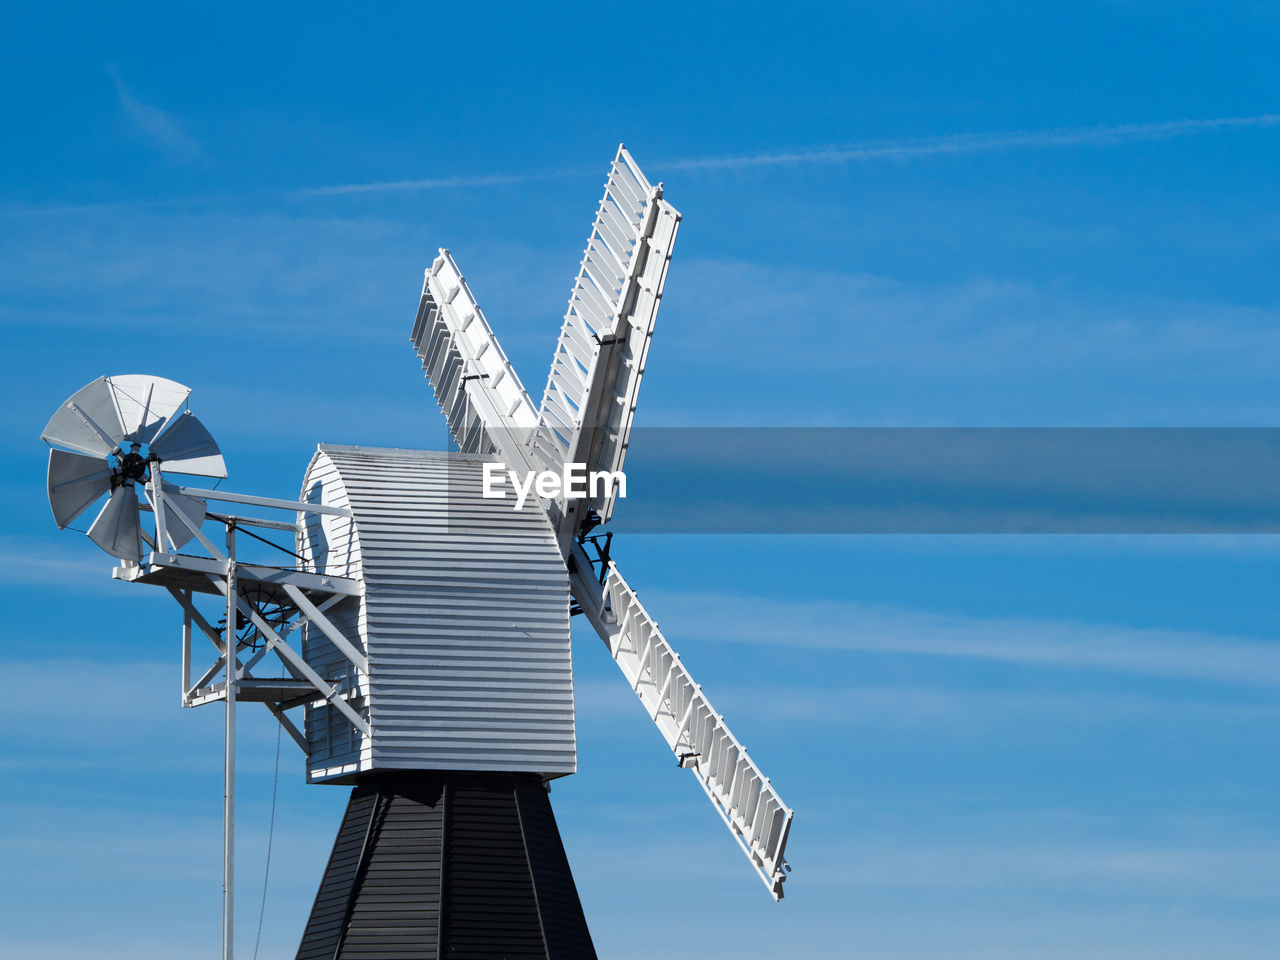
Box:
[47,448,113,528]
[570,549,793,899]
[41,376,127,457]
[108,374,191,443]
[88,485,142,562]
[411,249,540,476]
[158,481,207,550]
[530,146,681,528]
[42,375,194,457]
[151,410,228,477]
[402,147,791,902]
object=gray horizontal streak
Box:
[603,427,1280,534]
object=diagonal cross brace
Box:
[263,702,307,751]
[168,585,234,656]
[207,574,372,738]
[167,586,254,698]
[160,488,226,560]
[239,592,342,676]
[281,583,368,675]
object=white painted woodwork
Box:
[410,249,540,478]
[298,445,575,782]
[570,547,793,899]
[530,145,682,529]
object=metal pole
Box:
[223,522,237,960]
[181,596,191,704]
[150,462,167,553]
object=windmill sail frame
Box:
[414,146,793,898]
[529,145,682,539]
[570,546,793,898]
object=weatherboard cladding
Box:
[296,772,596,960]
[300,452,366,776]
[299,445,576,780]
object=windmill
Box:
[41,146,792,959]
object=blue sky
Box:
[3,2,1279,957]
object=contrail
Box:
[293,113,1280,196]
[657,114,1280,171]
[291,172,542,197]
[6,114,1277,213]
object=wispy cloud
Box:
[0,195,233,218]
[574,676,1280,730]
[659,113,1280,171]
[105,63,200,161]
[0,535,122,590]
[655,257,1280,425]
[583,821,1280,899]
[645,590,1280,687]
[292,171,541,197]
[0,210,428,335]
[799,836,1280,899]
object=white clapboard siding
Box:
[297,445,575,781]
[298,451,365,779]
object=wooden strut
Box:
[330,789,387,960]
